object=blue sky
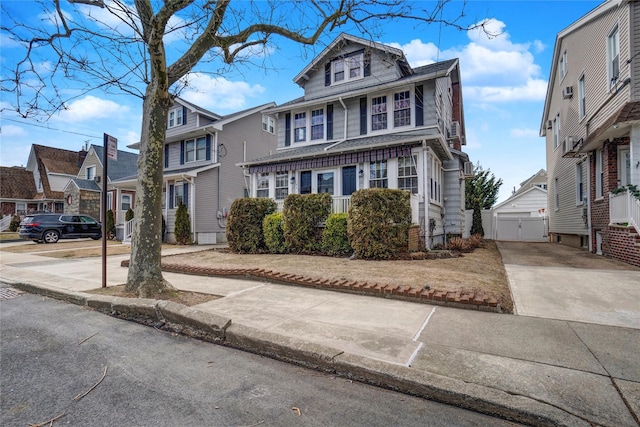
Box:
[0,0,602,202]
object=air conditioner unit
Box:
[562,86,573,99]
[449,121,460,139]
[546,120,553,130]
[93,176,101,183]
[562,136,577,156]
[463,161,474,177]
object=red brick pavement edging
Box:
[120,260,501,313]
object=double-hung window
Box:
[398,155,418,194]
[185,137,207,162]
[256,173,269,198]
[169,107,183,128]
[275,172,288,200]
[576,162,584,204]
[578,75,586,120]
[552,113,561,149]
[121,194,132,211]
[394,91,411,127]
[331,52,364,85]
[86,166,96,180]
[429,155,442,203]
[311,109,324,140]
[596,149,604,198]
[559,50,567,81]
[369,160,388,188]
[608,26,619,87]
[294,113,307,142]
[371,96,387,131]
[262,115,275,134]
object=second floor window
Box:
[185,137,207,162]
[394,91,411,127]
[559,50,567,81]
[608,26,619,86]
[294,112,306,142]
[86,166,96,180]
[169,107,184,128]
[578,75,586,120]
[553,113,561,149]
[262,115,275,134]
[371,96,388,131]
[311,109,324,140]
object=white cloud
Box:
[54,95,130,123]
[1,124,28,137]
[510,128,539,138]
[464,78,548,103]
[179,73,265,111]
[388,39,439,67]
[0,33,22,49]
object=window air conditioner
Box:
[562,136,577,156]
[463,161,474,177]
[94,176,101,183]
[546,120,553,130]
[562,86,573,99]
[449,121,460,139]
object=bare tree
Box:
[2,0,484,296]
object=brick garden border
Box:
[121,260,501,313]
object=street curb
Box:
[5,280,588,427]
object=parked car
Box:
[19,214,102,243]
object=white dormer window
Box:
[332,52,364,85]
[168,107,184,128]
[86,165,96,180]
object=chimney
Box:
[78,148,88,167]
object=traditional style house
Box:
[541,0,640,267]
[241,33,472,248]
[113,98,278,243]
[0,145,83,220]
[63,144,138,239]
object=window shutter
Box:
[180,140,185,165]
[206,134,211,161]
[169,184,174,209]
[415,85,424,127]
[182,106,187,125]
[364,51,371,77]
[164,144,169,168]
[183,183,189,207]
[326,104,333,140]
[325,62,331,86]
[285,113,291,146]
[359,97,367,135]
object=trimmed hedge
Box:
[263,212,285,253]
[105,209,116,239]
[227,198,277,253]
[283,193,332,254]
[322,213,351,256]
[348,188,411,259]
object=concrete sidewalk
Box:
[0,245,638,427]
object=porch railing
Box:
[123,218,135,242]
[610,190,640,234]
[0,216,12,232]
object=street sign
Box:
[106,134,118,160]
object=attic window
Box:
[168,107,184,128]
[331,52,364,85]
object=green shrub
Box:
[347,188,411,259]
[226,198,277,253]
[174,202,191,245]
[322,213,351,256]
[283,193,332,254]
[9,214,21,232]
[105,209,116,239]
[125,208,134,222]
[263,212,285,253]
[162,215,166,242]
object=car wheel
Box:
[42,230,60,243]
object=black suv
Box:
[19,214,102,243]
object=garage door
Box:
[496,216,547,242]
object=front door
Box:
[342,166,357,196]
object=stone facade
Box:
[64,186,101,220]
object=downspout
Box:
[324,97,349,151]
[586,153,593,251]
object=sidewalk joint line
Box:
[406,342,423,367]
[412,306,436,342]
[224,284,266,298]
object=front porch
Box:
[610,189,640,234]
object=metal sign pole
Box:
[101,134,108,288]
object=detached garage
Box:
[492,185,548,242]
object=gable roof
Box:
[512,169,547,198]
[294,33,407,86]
[27,144,82,199]
[66,178,101,192]
[174,97,222,120]
[90,145,139,181]
[0,166,37,200]
[492,185,547,211]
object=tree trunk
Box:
[125,79,173,296]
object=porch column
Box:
[631,124,640,186]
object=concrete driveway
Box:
[497,241,640,329]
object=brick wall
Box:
[80,190,101,220]
[589,139,620,253]
[606,225,640,267]
[1,202,15,217]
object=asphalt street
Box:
[1,291,521,427]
